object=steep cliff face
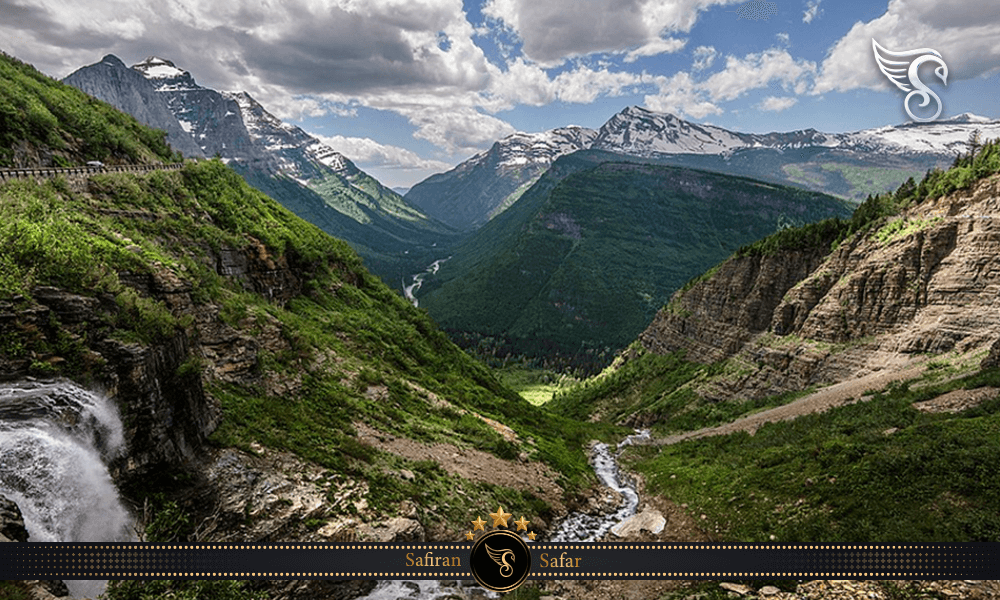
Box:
[639,173,1000,400]
[62,55,206,159]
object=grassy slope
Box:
[0,162,608,502]
[0,52,177,167]
[0,51,612,527]
[234,166,457,287]
[555,140,1000,542]
[422,152,853,372]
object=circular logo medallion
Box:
[469,530,531,592]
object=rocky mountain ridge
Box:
[64,55,452,285]
[408,105,1000,231]
[592,105,1000,158]
[62,55,205,159]
[638,171,1000,403]
[405,125,596,230]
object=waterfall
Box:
[0,380,135,598]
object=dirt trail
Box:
[656,362,927,445]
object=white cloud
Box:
[814,0,1000,94]
[644,72,722,119]
[803,0,823,24]
[776,32,790,47]
[643,45,817,118]
[692,45,718,71]
[404,106,517,154]
[314,134,451,171]
[758,96,798,112]
[553,66,645,104]
[484,59,650,110]
[482,0,738,65]
[624,37,688,63]
[702,49,817,102]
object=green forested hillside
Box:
[553,141,1000,543]
[420,151,853,373]
[0,52,178,167]
[0,52,608,573]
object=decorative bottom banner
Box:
[2,542,997,587]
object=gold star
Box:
[514,516,530,531]
[527,531,537,541]
[489,505,512,528]
[465,531,475,541]
[471,516,486,531]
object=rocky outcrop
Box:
[0,494,28,542]
[639,247,832,363]
[1,495,71,598]
[63,55,205,158]
[983,337,1000,369]
[0,234,311,478]
[639,173,1000,401]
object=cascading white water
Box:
[355,430,650,599]
[549,429,649,542]
[0,380,135,598]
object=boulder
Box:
[611,507,666,538]
[0,494,28,543]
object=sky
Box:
[1,0,999,188]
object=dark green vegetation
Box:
[655,145,938,203]
[0,52,178,167]
[628,369,1000,542]
[103,580,263,600]
[549,348,810,432]
[0,161,609,501]
[736,137,1000,259]
[234,165,457,286]
[421,151,853,374]
[0,581,32,600]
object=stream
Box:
[403,257,450,307]
[355,430,651,599]
[0,380,134,598]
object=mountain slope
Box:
[63,55,453,284]
[0,52,177,167]
[551,140,1000,543]
[404,106,998,233]
[419,150,853,372]
[405,126,596,231]
[0,51,605,589]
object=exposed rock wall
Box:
[639,247,831,363]
[639,174,1000,399]
[0,494,28,543]
[0,236,306,479]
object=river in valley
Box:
[403,257,450,307]
[355,430,651,599]
[0,380,134,598]
[0,376,648,600]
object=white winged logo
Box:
[872,39,949,122]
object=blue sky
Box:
[2,0,998,187]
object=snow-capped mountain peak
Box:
[590,105,1000,159]
[132,56,187,79]
[938,112,994,124]
[131,57,199,93]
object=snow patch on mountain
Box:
[133,57,186,79]
[591,106,998,159]
[844,116,1000,156]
